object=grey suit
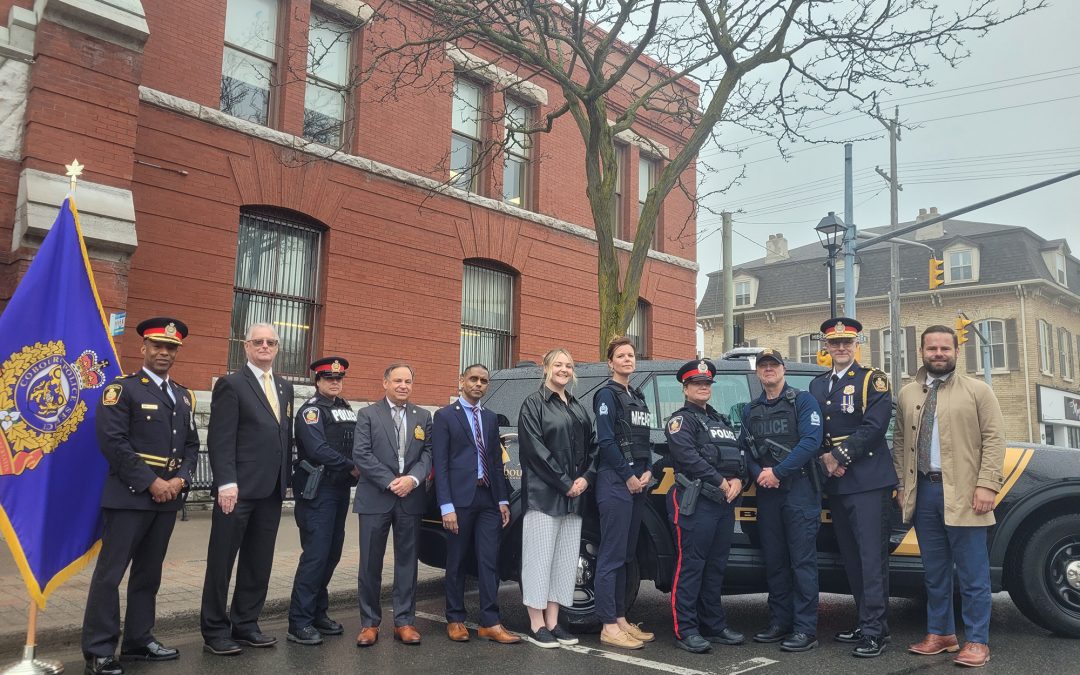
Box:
[352,398,432,627]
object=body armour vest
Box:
[310,398,357,484]
[746,391,800,466]
[692,411,743,478]
[606,381,652,462]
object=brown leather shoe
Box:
[908,633,959,655]
[954,642,990,667]
[355,626,379,647]
[623,622,655,643]
[394,625,421,644]
[477,625,521,644]
[447,622,470,642]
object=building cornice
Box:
[138,86,698,272]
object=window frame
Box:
[627,299,650,359]
[637,155,659,249]
[220,0,281,127]
[881,327,908,378]
[460,262,515,371]
[302,9,355,147]
[612,143,627,240]
[1059,327,1073,380]
[451,76,485,192]
[229,208,323,380]
[502,97,531,209]
[1038,319,1053,374]
[797,334,817,364]
[975,318,1008,374]
[948,248,974,282]
[1055,252,1068,285]
[734,280,752,307]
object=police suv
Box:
[417,349,1080,638]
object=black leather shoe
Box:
[675,634,712,653]
[232,630,277,648]
[85,656,123,675]
[202,637,242,656]
[120,640,178,661]
[702,628,745,645]
[853,635,886,658]
[314,616,344,635]
[287,626,323,645]
[780,632,818,652]
[834,627,862,643]
[753,625,791,643]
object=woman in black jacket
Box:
[517,348,597,648]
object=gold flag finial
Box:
[65,159,84,193]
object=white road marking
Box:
[414,610,777,675]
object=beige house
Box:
[698,209,1080,447]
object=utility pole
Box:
[843,143,857,318]
[876,106,903,398]
[721,211,734,351]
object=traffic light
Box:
[929,258,945,289]
[955,316,972,345]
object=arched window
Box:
[460,262,515,370]
[229,208,322,379]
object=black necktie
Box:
[830,373,840,393]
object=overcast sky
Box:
[692,0,1079,306]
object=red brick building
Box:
[0,0,699,404]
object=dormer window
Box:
[735,280,751,307]
[944,243,979,284]
[1055,251,1067,285]
[949,249,973,281]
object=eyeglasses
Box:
[247,338,279,347]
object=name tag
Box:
[141,403,159,410]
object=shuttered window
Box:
[460,263,514,370]
[230,209,322,379]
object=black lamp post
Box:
[816,211,845,318]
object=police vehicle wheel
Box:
[1008,513,1080,638]
[561,528,601,632]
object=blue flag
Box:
[0,197,121,607]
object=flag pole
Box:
[0,591,64,673]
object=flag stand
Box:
[1,603,64,674]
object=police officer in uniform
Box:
[287,357,360,645]
[809,318,896,658]
[82,318,198,675]
[593,337,655,650]
[740,349,823,652]
[664,359,746,654]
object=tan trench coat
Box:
[892,367,1005,526]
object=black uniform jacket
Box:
[95,370,199,511]
[517,386,598,517]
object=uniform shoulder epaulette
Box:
[305,397,317,404]
[812,370,830,379]
[118,372,139,380]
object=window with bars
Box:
[627,299,650,359]
[451,78,483,192]
[503,98,530,208]
[229,209,322,379]
[221,0,278,126]
[460,263,514,370]
[303,10,352,146]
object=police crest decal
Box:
[0,340,107,475]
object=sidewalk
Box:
[0,505,444,652]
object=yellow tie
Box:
[263,372,280,420]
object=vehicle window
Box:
[786,374,817,392]
[634,374,661,429]
[652,373,751,429]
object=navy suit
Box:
[432,402,507,627]
[809,362,896,639]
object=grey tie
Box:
[393,406,407,470]
[916,379,940,473]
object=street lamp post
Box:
[816,211,845,318]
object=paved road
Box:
[14,581,1076,674]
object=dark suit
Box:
[432,402,507,627]
[200,366,293,640]
[352,398,432,627]
[82,371,199,658]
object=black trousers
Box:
[829,487,892,638]
[200,493,283,640]
[444,484,502,627]
[756,473,821,635]
[667,490,735,639]
[82,508,176,657]
[289,483,351,631]
[357,502,419,628]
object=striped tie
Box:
[472,406,489,486]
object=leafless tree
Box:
[286,1,1045,357]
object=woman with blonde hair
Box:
[517,348,597,647]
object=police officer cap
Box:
[677,359,716,384]
[756,348,784,367]
[310,356,349,379]
[136,317,187,345]
[820,316,863,340]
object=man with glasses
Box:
[201,323,294,656]
[809,317,896,658]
